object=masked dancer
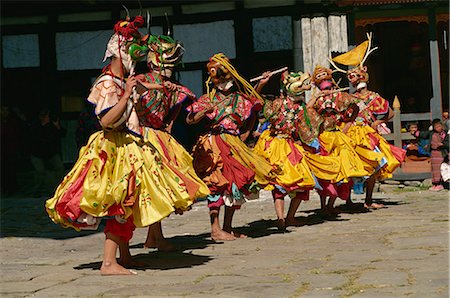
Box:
[307,65,368,217]
[253,70,319,230]
[330,33,406,208]
[46,14,202,275]
[186,53,275,241]
[135,19,209,251]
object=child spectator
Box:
[246,110,270,148]
[252,111,270,140]
[404,122,430,159]
[442,111,449,131]
[429,119,448,191]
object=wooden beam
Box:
[428,7,443,120]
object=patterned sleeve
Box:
[186,94,219,121]
[369,92,389,117]
[87,80,121,117]
[336,92,355,112]
[242,94,254,119]
[187,94,210,113]
[175,86,195,105]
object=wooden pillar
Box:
[428,7,443,120]
[392,95,402,148]
[293,19,304,72]
[234,1,253,77]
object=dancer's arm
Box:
[100,77,137,128]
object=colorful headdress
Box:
[205,53,263,104]
[281,71,312,96]
[146,13,185,74]
[103,13,147,74]
[311,65,337,89]
[329,32,378,87]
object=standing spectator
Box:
[29,108,66,196]
[253,111,270,139]
[429,119,448,191]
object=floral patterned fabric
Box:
[353,90,390,125]
[188,92,254,135]
[136,73,193,129]
[46,81,204,230]
[264,95,322,144]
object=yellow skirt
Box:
[318,130,370,182]
[253,130,315,190]
[344,124,404,180]
[191,133,275,195]
[46,130,202,230]
[142,128,210,199]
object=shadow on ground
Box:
[130,232,215,251]
[74,251,212,272]
[244,214,327,238]
[0,197,101,239]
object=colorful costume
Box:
[331,33,405,180]
[137,32,209,202]
[188,53,274,208]
[253,71,316,201]
[308,66,368,200]
[45,16,200,240]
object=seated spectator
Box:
[246,111,270,148]
[404,122,430,159]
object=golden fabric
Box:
[191,133,274,191]
[253,131,315,189]
[318,130,370,182]
[46,130,201,230]
[143,128,210,199]
[344,124,401,180]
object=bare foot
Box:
[364,202,384,209]
[118,258,146,269]
[144,239,177,252]
[100,262,137,275]
[143,240,157,249]
[276,218,286,231]
[285,218,307,227]
[230,231,247,239]
[211,229,236,241]
[156,239,178,252]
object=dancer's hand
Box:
[124,76,137,98]
[164,81,178,92]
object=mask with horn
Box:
[281,71,312,97]
[146,12,185,77]
[103,8,148,73]
[329,32,378,91]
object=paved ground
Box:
[0,185,448,298]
